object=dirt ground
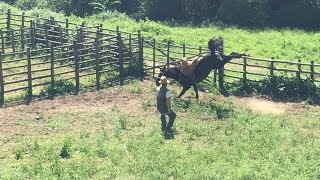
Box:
[0,79,307,147]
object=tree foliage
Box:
[2,0,320,28]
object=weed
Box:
[142,99,152,111]
[118,113,128,130]
[60,137,72,159]
[13,147,23,160]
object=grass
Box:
[1,2,320,63]
[0,80,319,179]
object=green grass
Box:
[1,2,320,63]
[0,81,319,179]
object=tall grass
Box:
[1,2,320,63]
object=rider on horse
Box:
[180,37,224,85]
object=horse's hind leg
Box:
[193,84,199,99]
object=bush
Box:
[271,1,320,28]
[15,0,47,10]
[40,79,75,97]
[226,75,320,103]
[217,0,271,27]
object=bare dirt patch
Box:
[235,96,302,115]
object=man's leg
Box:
[166,110,176,130]
[160,114,166,132]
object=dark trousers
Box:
[160,110,176,131]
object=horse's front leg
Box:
[177,85,191,98]
[193,84,199,99]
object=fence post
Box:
[6,9,10,29]
[243,57,247,86]
[117,32,124,86]
[0,30,4,54]
[73,41,80,94]
[310,61,315,83]
[296,60,302,99]
[20,27,25,51]
[0,52,4,107]
[45,23,49,48]
[138,30,144,79]
[30,20,35,49]
[270,57,275,97]
[27,48,32,104]
[6,9,10,44]
[198,46,202,54]
[11,29,15,54]
[167,41,170,67]
[182,43,186,57]
[59,25,63,46]
[50,45,55,99]
[152,39,156,76]
[65,18,69,35]
[129,33,133,74]
[309,61,315,98]
[95,34,100,90]
[21,12,25,28]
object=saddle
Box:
[180,56,203,77]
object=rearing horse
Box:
[155,51,245,98]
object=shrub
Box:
[217,0,271,27]
[40,79,75,97]
[15,0,47,10]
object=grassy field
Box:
[0,80,320,179]
[1,2,320,64]
[0,3,320,179]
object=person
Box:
[180,56,202,86]
[156,76,176,138]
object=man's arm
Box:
[166,97,171,113]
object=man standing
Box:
[156,76,176,139]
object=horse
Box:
[155,52,246,99]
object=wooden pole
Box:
[152,39,156,76]
[242,58,247,87]
[310,61,315,83]
[45,23,49,48]
[167,41,170,67]
[6,9,10,44]
[297,60,302,98]
[117,33,124,86]
[59,25,63,46]
[0,52,4,107]
[11,29,15,54]
[270,57,275,97]
[73,41,80,94]
[27,48,32,104]
[21,12,25,28]
[65,18,69,35]
[0,30,4,54]
[309,61,315,98]
[30,20,35,49]
[95,34,100,90]
[50,45,55,99]
[138,30,144,78]
[270,57,275,77]
[129,33,133,74]
[182,43,186,57]
[20,27,25,51]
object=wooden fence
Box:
[0,9,320,107]
[142,37,320,96]
[0,10,143,107]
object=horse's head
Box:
[208,36,224,53]
[155,66,166,86]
